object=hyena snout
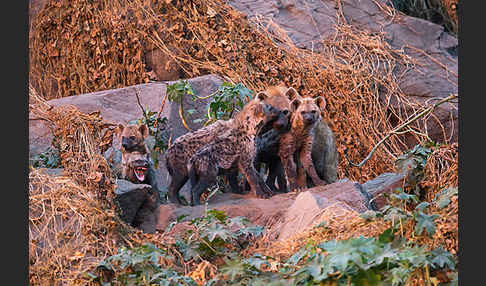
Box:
[272,112,290,131]
[122,137,136,150]
[302,112,318,125]
[130,159,149,182]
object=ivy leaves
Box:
[205,82,253,124]
[166,80,254,128]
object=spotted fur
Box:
[278,96,328,191]
[187,92,281,205]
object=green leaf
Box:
[398,246,428,266]
[206,209,228,223]
[388,267,410,286]
[378,228,395,244]
[415,201,430,211]
[429,247,456,269]
[220,257,247,281]
[202,222,233,242]
[370,242,397,266]
[383,206,411,223]
[244,255,271,271]
[286,248,307,266]
[434,187,458,209]
[414,212,439,236]
[175,240,199,261]
[318,239,359,271]
[360,210,378,221]
[391,191,419,203]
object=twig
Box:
[154,90,168,129]
[134,88,150,126]
[404,45,458,78]
[345,94,458,168]
[179,101,191,131]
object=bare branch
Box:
[134,88,150,126]
[346,94,458,168]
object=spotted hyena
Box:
[186,92,284,205]
[119,150,159,232]
[165,120,236,204]
[278,95,329,191]
[116,123,149,176]
[165,87,293,205]
[116,123,162,203]
[238,85,299,193]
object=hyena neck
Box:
[234,104,264,137]
[290,116,315,136]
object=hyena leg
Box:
[225,170,242,194]
[238,159,273,198]
[280,151,299,191]
[189,159,218,206]
[168,175,188,205]
[296,153,307,188]
[266,159,282,192]
[272,159,288,193]
[300,141,326,187]
[241,160,261,193]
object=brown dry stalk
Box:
[345,94,458,168]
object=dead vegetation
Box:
[28,0,458,285]
[28,0,455,184]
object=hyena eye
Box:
[311,110,317,114]
[300,111,306,115]
[282,109,289,115]
[129,136,136,140]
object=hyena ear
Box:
[285,87,300,101]
[115,123,125,136]
[314,96,327,111]
[290,98,302,112]
[255,91,269,102]
[139,124,149,139]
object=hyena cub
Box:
[241,85,299,193]
[116,123,149,176]
[187,92,282,205]
[116,123,161,203]
[278,96,328,191]
[165,120,235,205]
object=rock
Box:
[310,181,372,213]
[156,180,373,240]
[115,179,159,233]
[229,0,458,146]
[156,192,296,234]
[29,74,225,201]
[361,172,406,211]
[278,181,371,240]
[39,168,65,177]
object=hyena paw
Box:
[256,183,274,198]
[314,178,328,186]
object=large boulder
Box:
[115,179,159,233]
[229,0,458,146]
[361,172,406,211]
[156,180,373,240]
